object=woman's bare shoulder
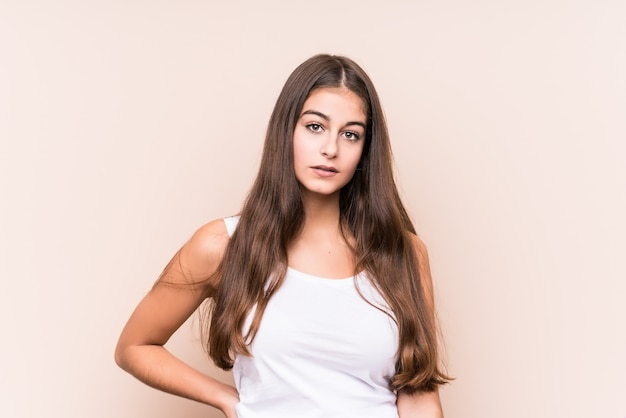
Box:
[407,231,429,260]
[406,231,435,301]
[188,218,230,253]
[173,218,231,284]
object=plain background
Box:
[1,1,625,417]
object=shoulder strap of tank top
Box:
[223,215,240,237]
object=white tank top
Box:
[223,216,400,418]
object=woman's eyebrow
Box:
[301,109,329,121]
[300,109,366,129]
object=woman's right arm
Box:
[114,219,239,417]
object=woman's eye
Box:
[343,131,360,141]
[307,123,323,132]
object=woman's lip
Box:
[312,165,337,172]
[311,166,338,177]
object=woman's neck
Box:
[300,190,341,235]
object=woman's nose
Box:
[320,134,338,158]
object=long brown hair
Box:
[204,54,449,392]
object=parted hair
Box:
[203,54,449,392]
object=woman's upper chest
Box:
[287,229,357,279]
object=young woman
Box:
[115,54,450,418]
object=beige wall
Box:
[1,1,624,417]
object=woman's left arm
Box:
[397,390,443,418]
[397,235,444,417]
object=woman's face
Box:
[293,87,367,198]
